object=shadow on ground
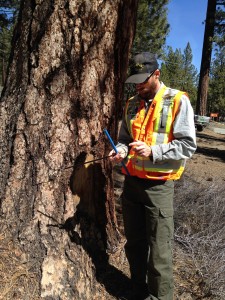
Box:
[196,146,225,162]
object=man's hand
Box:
[109,147,126,164]
[129,140,151,157]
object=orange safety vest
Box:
[122,86,187,180]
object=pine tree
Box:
[0,26,13,87]
[208,46,225,116]
[132,0,170,57]
[196,0,217,115]
[0,0,20,87]
[208,1,225,116]
[0,0,138,298]
[160,44,198,106]
[213,1,225,51]
[160,46,184,89]
[182,42,198,105]
[0,0,20,26]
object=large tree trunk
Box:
[196,0,216,116]
[0,1,138,299]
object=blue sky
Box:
[166,0,208,71]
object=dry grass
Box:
[174,175,225,299]
[0,227,39,300]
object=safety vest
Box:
[122,85,187,180]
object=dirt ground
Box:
[185,122,225,184]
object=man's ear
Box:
[154,69,160,79]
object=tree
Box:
[0,0,138,298]
[208,2,225,116]
[214,1,225,50]
[0,0,20,26]
[0,26,13,86]
[160,44,198,106]
[0,0,20,87]
[182,42,198,105]
[132,0,170,57]
[196,0,217,115]
[124,0,170,102]
[208,46,225,115]
[160,46,184,89]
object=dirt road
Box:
[185,122,225,184]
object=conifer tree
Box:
[0,0,138,298]
[215,0,225,47]
[208,46,225,116]
[160,46,184,89]
[182,42,198,105]
[196,0,217,115]
[160,44,198,106]
[132,0,170,57]
[0,0,20,88]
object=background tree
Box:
[0,0,20,88]
[181,42,198,105]
[123,0,170,102]
[0,0,138,299]
[132,0,170,56]
[0,0,20,27]
[205,1,225,117]
[208,46,225,116]
[196,0,217,116]
[160,44,198,106]
[160,46,184,89]
[207,1,225,117]
[215,0,225,46]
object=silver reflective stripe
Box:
[128,154,185,172]
[155,132,166,144]
[161,109,168,128]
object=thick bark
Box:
[196,0,217,115]
[0,0,138,299]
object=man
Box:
[109,52,196,300]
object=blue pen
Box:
[103,128,130,176]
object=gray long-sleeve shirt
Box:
[117,83,197,164]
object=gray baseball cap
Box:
[125,52,159,84]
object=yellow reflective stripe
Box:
[133,164,184,173]
[163,134,169,144]
[144,165,182,172]
[125,103,132,137]
[165,104,173,133]
[154,86,167,103]
[151,132,158,145]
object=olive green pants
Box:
[122,175,174,300]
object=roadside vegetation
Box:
[174,175,225,299]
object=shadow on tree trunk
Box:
[61,211,131,298]
[41,155,131,299]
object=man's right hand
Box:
[109,148,126,164]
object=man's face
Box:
[135,70,160,99]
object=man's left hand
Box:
[129,140,151,157]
